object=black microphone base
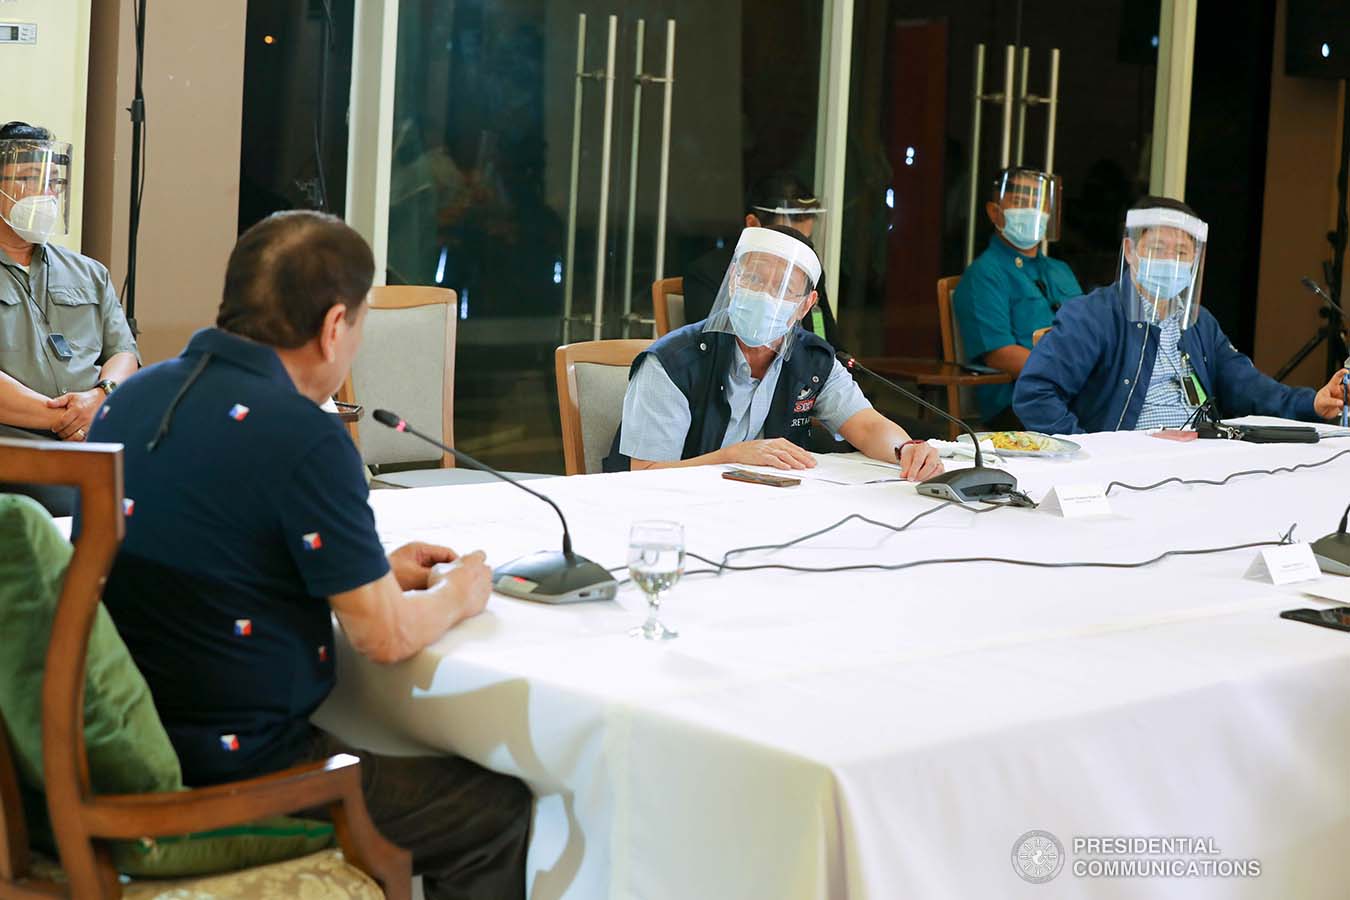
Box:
[916,466,1019,503]
[493,550,619,604]
[1312,532,1350,576]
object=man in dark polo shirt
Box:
[88,211,530,899]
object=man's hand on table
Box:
[720,438,817,470]
[896,441,944,482]
[47,389,105,441]
[388,541,461,590]
[430,550,492,619]
[1314,368,1349,420]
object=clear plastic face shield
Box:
[750,194,827,242]
[989,169,1061,250]
[702,227,822,361]
[0,140,71,245]
[1119,208,1208,329]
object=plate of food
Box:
[957,430,1082,458]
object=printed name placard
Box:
[1245,542,1321,586]
[1040,483,1112,518]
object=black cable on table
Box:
[682,530,1292,577]
[607,500,1002,585]
[716,500,990,571]
[1104,447,1350,496]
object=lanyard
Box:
[1180,352,1208,405]
[1,253,49,325]
[809,306,826,339]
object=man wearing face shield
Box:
[604,227,943,479]
[0,122,139,514]
[683,173,843,350]
[1014,197,1348,434]
[952,167,1082,428]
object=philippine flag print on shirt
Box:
[302,532,323,551]
[228,403,250,422]
[220,734,240,752]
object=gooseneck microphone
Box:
[1301,276,1350,319]
[1312,500,1350,576]
[835,351,1021,503]
[373,409,617,604]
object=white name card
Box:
[1040,483,1112,518]
[1245,542,1321,586]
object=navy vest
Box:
[603,323,837,472]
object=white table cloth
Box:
[316,426,1350,899]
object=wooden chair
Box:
[651,278,685,337]
[1032,326,1051,346]
[555,340,652,475]
[337,286,456,481]
[338,286,550,487]
[0,439,411,899]
[857,274,1013,439]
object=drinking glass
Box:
[626,520,684,640]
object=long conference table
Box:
[315,420,1350,899]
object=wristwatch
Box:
[96,379,118,396]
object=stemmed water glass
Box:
[626,520,684,640]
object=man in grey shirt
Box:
[0,121,138,513]
[604,227,943,480]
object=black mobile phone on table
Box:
[959,362,1003,376]
[722,468,801,488]
[1280,607,1350,633]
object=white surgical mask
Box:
[1,191,61,244]
[1001,208,1048,250]
[1133,257,1194,301]
[728,288,799,347]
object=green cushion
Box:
[0,494,332,878]
[111,817,335,879]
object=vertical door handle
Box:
[621,19,648,338]
[590,15,618,341]
[964,43,986,266]
[562,13,589,344]
[652,19,676,284]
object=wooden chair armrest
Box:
[83,754,410,900]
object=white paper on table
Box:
[733,453,905,486]
[1039,483,1113,518]
[1298,577,1350,605]
[1245,542,1321,585]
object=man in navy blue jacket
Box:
[1015,197,1347,434]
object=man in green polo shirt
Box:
[952,166,1082,429]
[0,121,139,514]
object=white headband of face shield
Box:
[751,204,829,217]
[1124,208,1209,242]
[733,226,822,287]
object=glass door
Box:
[388,0,826,472]
[838,0,1163,359]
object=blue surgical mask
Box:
[728,288,799,347]
[1134,258,1193,300]
[1000,208,1048,250]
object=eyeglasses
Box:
[732,267,811,303]
[2,175,67,191]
